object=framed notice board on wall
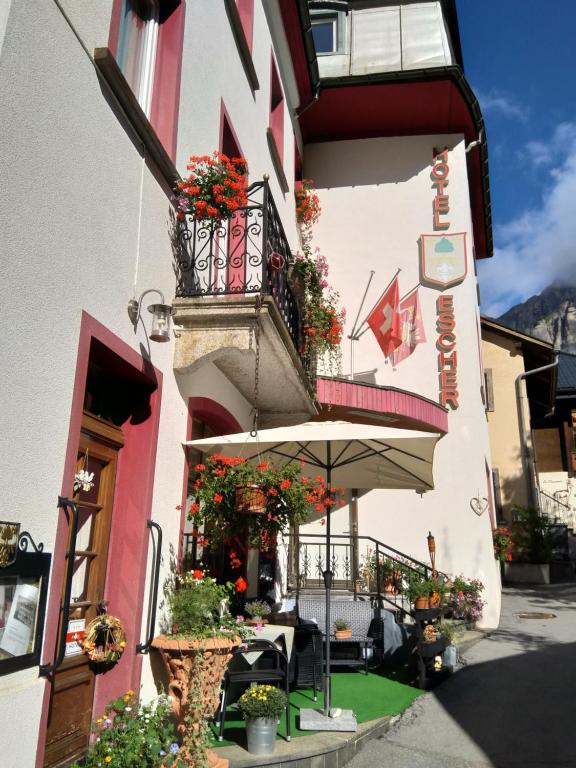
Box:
[0,548,51,676]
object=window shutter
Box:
[484,368,494,412]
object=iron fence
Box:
[174,179,310,373]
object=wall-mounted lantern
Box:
[128,289,175,343]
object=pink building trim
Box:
[317,377,449,434]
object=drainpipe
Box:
[515,355,559,510]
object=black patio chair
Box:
[290,625,323,701]
[216,637,291,742]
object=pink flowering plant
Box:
[446,575,485,625]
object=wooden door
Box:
[44,413,123,768]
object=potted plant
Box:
[405,572,431,609]
[152,570,251,767]
[503,506,553,584]
[445,575,485,628]
[71,690,182,767]
[437,620,463,672]
[237,684,288,755]
[406,574,446,610]
[175,152,248,223]
[190,455,316,550]
[245,600,271,625]
[334,619,352,639]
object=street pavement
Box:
[349,584,576,768]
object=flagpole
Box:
[347,270,375,379]
[354,267,401,340]
[398,282,421,304]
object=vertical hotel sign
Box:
[419,148,468,411]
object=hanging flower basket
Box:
[235,485,267,514]
[190,455,346,550]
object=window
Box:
[311,11,344,55]
[110,0,185,160]
[269,56,284,164]
[312,16,336,53]
[116,0,160,117]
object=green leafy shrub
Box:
[71,691,181,767]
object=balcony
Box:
[172,180,318,426]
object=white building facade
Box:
[0,2,499,766]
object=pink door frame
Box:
[36,312,163,767]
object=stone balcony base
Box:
[173,295,318,427]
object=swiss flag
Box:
[367,277,402,357]
[391,288,426,365]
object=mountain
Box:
[498,283,576,353]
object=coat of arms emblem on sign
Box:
[420,233,467,289]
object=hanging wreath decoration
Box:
[82,614,126,665]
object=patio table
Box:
[241,624,294,664]
[325,634,373,674]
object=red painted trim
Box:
[36,313,163,768]
[420,232,468,289]
[269,52,284,165]
[178,399,243,561]
[219,101,247,292]
[219,100,244,161]
[278,1,313,106]
[108,0,123,55]
[294,140,303,183]
[316,378,449,434]
[236,0,254,53]
[150,1,186,162]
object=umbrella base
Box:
[299,708,357,732]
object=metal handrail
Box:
[40,497,79,676]
[538,488,571,511]
[137,520,163,654]
[289,532,445,621]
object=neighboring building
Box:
[481,317,556,522]
[0,2,500,766]
[534,352,576,527]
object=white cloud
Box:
[478,122,576,317]
[523,122,576,168]
[475,88,529,122]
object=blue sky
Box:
[457,1,576,317]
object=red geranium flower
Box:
[235,577,248,593]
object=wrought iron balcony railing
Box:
[175,179,307,370]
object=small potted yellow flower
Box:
[237,684,288,755]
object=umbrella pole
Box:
[323,454,332,716]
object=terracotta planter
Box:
[235,485,267,514]
[246,617,269,626]
[414,597,430,610]
[152,635,240,767]
[335,629,352,639]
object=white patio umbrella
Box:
[185,420,441,728]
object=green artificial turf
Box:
[212,669,423,746]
